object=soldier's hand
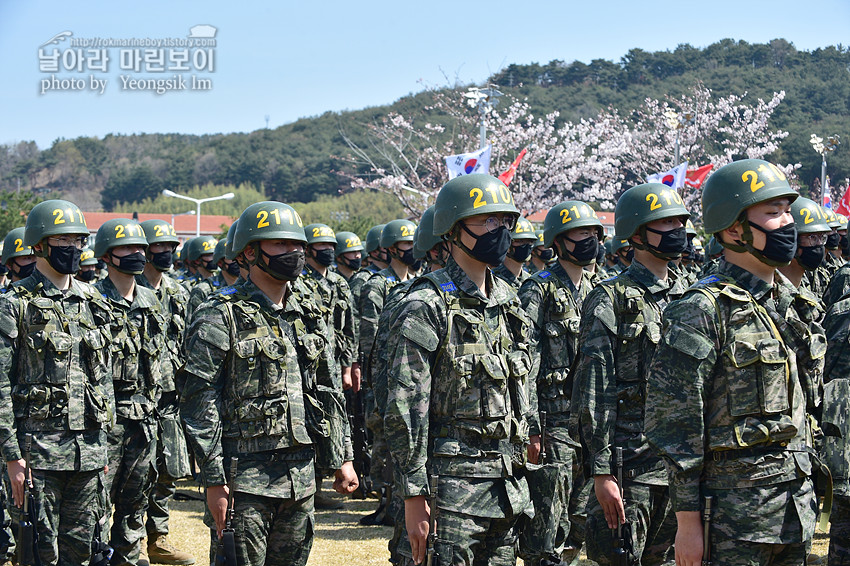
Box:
[527,434,541,464]
[207,484,230,538]
[352,363,362,392]
[333,461,359,494]
[405,495,432,565]
[594,474,625,529]
[7,459,26,508]
[674,511,703,566]
[342,366,353,390]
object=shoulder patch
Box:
[439,281,457,293]
[101,293,109,300]
[219,287,237,295]
[538,270,551,279]
[696,275,721,286]
[386,275,398,282]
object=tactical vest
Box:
[530,269,583,416]
[160,280,187,393]
[106,294,163,421]
[682,275,810,488]
[216,289,327,455]
[422,271,532,479]
[10,284,111,432]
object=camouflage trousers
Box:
[147,399,192,537]
[0,462,15,562]
[519,427,583,565]
[708,539,808,566]
[106,417,158,566]
[211,492,315,566]
[830,494,850,565]
[7,468,105,566]
[585,480,675,566]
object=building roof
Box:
[526,209,616,234]
[82,212,235,243]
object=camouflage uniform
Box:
[384,258,534,565]
[186,271,225,317]
[96,276,165,566]
[824,263,850,306]
[0,269,114,566]
[820,290,850,564]
[179,280,352,566]
[646,260,819,566]
[571,260,685,566]
[136,272,193,542]
[518,263,595,564]
[492,262,528,290]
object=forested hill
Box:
[2,38,848,211]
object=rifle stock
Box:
[702,495,713,566]
[18,433,40,566]
[215,457,238,566]
[426,474,439,566]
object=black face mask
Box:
[151,250,174,271]
[344,256,362,271]
[559,235,598,266]
[748,221,798,266]
[225,261,241,276]
[840,234,850,253]
[643,226,689,259]
[411,259,423,272]
[96,259,106,270]
[459,224,512,267]
[258,247,305,281]
[77,269,96,282]
[395,248,416,267]
[13,261,36,280]
[313,248,336,267]
[205,260,218,272]
[827,232,841,249]
[48,244,82,274]
[618,248,634,265]
[538,248,555,262]
[507,243,533,262]
[797,245,825,271]
[112,251,147,275]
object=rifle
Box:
[702,496,713,566]
[426,474,439,566]
[345,389,371,499]
[215,457,238,566]
[611,447,635,566]
[18,433,40,566]
[539,411,547,464]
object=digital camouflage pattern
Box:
[96,275,165,566]
[0,269,114,565]
[518,261,595,564]
[492,262,528,290]
[384,258,533,564]
[570,260,687,565]
[186,271,225,317]
[300,263,356,381]
[646,260,818,557]
[821,291,850,564]
[824,263,850,307]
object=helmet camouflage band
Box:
[792,197,831,235]
[25,199,89,250]
[140,219,179,246]
[543,201,603,247]
[335,231,364,257]
[94,219,148,257]
[233,201,306,251]
[380,219,417,248]
[305,223,337,245]
[2,227,33,264]
[183,236,218,262]
[511,216,539,242]
[432,174,519,236]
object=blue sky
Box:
[1,0,848,149]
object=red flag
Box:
[836,183,850,216]
[684,164,714,189]
[498,148,528,186]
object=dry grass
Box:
[163,480,832,566]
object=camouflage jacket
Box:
[571,260,687,485]
[359,266,407,384]
[179,279,352,497]
[137,272,189,394]
[96,276,165,421]
[300,264,355,368]
[645,261,816,525]
[821,290,850,494]
[492,262,528,290]
[519,262,594,434]
[0,269,114,471]
[824,262,850,307]
[186,272,225,317]
[384,258,533,518]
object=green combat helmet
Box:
[2,227,33,264]
[432,174,518,236]
[792,197,831,235]
[94,218,148,258]
[24,199,89,251]
[233,201,306,281]
[225,220,242,261]
[380,219,417,248]
[414,206,442,258]
[365,224,386,254]
[686,219,698,238]
[543,201,603,247]
[335,231,364,257]
[534,229,545,248]
[615,182,690,259]
[183,236,218,263]
[702,159,798,263]
[512,216,539,243]
[305,223,337,245]
[79,246,98,267]
[140,219,179,246]
[212,239,228,265]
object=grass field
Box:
[163,480,832,566]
